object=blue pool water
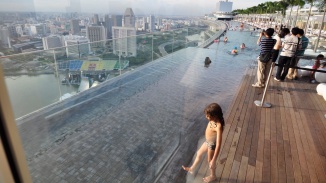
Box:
[17,24,265,182]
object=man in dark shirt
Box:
[252,28,276,88]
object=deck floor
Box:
[187,67,326,183]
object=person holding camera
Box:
[252,28,276,88]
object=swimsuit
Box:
[205,141,216,150]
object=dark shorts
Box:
[205,141,216,150]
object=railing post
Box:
[254,63,274,108]
[152,34,154,62]
[53,50,62,101]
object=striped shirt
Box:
[259,37,276,56]
[280,35,299,57]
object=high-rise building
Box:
[157,17,162,27]
[123,8,135,28]
[0,27,10,46]
[70,19,80,35]
[42,35,62,50]
[104,15,112,39]
[149,15,155,32]
[7,25,18,38]
[62,35,90,57]
[86,25,106,47]
[16,25,24,36]
[111,15,123,27]
[216,0,233,13]
[28,24,47,36]
[93,14,99,25]
[112,26,136,57]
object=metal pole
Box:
[152,34,153,61]
[53,50,62,101]
[254,63,274,108]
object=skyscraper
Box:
[42,35,62,50]
[111,15,123,27]
[0,27,10,47]
[104,15,112,39]
[93,14,99,25]
[86,26,106,47]
[70,19,80,35]
[112,26,136,57]
[149,15,155,32]
[123,8,135,28]
[62,35,90,57]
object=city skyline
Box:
[0,0,280,16]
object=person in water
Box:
[204,57,212,67]
[224,37,228,42]
[182,103,224,183]
[231,46,238,54]
[240,43,246,49]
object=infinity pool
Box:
[18,23,264,182]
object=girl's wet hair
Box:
[204,103,225,130]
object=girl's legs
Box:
[182,142,208,174]
[203,149,217,182]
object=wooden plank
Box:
[220,127,242,182]
[228,160,240,183]
[236,156,248,183]
[262,139,271,183]
[252,107,265,182]
[244,164,255,183]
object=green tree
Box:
[294,0,306,28]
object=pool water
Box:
[19,23,264,182]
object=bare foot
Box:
[203,175,217,183]
[182,166,193,174]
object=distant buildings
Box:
[62,35,90,57]
[0,27,10,47]
[104,15,112,39]
[149,15,155,32]
[93,14,99,25]
[216,0,233,13]
[123,8,135,28]
[42,35,62,50]
[86,25,106,47]
[112,26,136,57]
[70,19,80,35]
[111,15,123,27]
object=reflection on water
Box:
[5,74,78,118]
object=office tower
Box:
[86,25,106,47]
[28,24,47,36]
[104,15,112,39]
[111,15,123,26]
[15,25,24,36]
[7,25,18,38]
[42,35,62,50]
[149,15,155,32]
[62,35,90,57]
[93,14,99,25]
[50,25,58,34]
[112,26,136,57]
[123,8,135,28]
[157,17,162,27]
[70,19,80,35]
[0,27,10,46]
[216,0,233,13]
[66,0,81,18]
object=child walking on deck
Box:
[182,103,224,182]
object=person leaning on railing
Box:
[287,28,309,80]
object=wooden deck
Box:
[187,67,326,183]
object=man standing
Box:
[274,27,300,81]
[252,28,276,88]
[287,28,309,80]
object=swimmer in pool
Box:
[240,43,246,49]
[224,37,228,42]
[231,46,238,54]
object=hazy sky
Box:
[0,0,278,15]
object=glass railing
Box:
[0,22,225,182]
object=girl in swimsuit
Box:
[182,103,225,182]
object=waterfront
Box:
[5,74,78,118]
